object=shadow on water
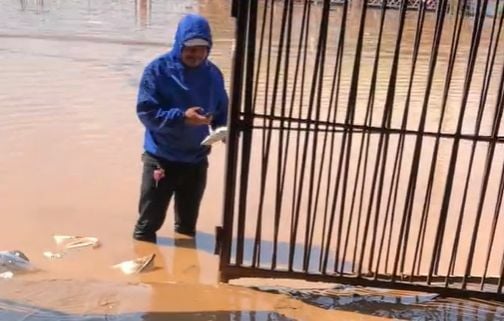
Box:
[158,231,353,273]
[157,232,504,320]
[0,299,296,321]
[250,285,504,321]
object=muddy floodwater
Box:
[0,1,503,320]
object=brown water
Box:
[0,1,503,320]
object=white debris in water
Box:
[43,235,101,260]
[0,271,13,279]
[53,235,100,249]
[43,251,64,259]
[113,254,156,275]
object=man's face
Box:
[181,46,209,68]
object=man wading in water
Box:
[133,14,228,243]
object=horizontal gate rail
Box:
[242,113,504,142]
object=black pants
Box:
[133,152,208,243]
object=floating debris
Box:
[0,271,13,279]
[43,235,101,259]
[42,251,64,259]
[113,253,156,275]
[53,235,100,249]
[0,251,35,277]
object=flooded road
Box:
[0,0,503,320]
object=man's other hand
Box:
[184,107,212,126]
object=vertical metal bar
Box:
[429,0,475,277]
[361,0,408,276]
[462,61,504,289]
[324,0,368,274]
[231,0,239,18]
[481,160,504,290]
[289,0,312,272]
[318,0,348,273]
[285,0,329,271]
[353,132,373,272]
[499,250,504,293]
[253,0,290,267]
[444,0,486,280]
[429,0,489,288]
[272,0,294,269]
[235,0,259,267]
[260,0,274,169]
[411,0,467,278]
[292,0,328,272]
[219,0,250,273]
[305,0,332,272]
[251,1,269,116]
[392,0,449,283]
[479,1,504,291]
[342,0,387,276]
[377,0,426,277]
[253,0,274,267]
[238,0,268,266]
[449,0,503,285]
[322,0,360,272]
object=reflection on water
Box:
[135,0,151,27]
[19,0,46,13]
[3,0,233,45]
[133,236,203,284]
[251,285,504,320]
[0,299,296,321]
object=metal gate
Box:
[216,0,504,301]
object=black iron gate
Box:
[217,0,504,301]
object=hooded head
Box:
[171,14,213,68]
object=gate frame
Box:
[215,0,504,302]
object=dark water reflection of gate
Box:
[249,285,504,320]
[219,0,504,300]
[0,299,296,321]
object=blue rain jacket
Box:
[136,14,228,164]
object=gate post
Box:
[218,0,250,281]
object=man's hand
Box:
[184,107,212,126]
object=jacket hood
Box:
[171,14,213,61]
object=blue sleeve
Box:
[212,69,229,129]
[136,66,184,133]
